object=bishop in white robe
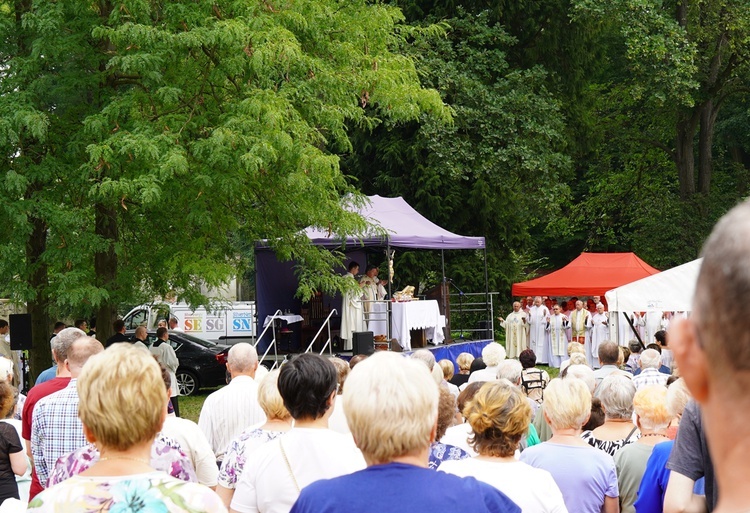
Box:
[528,297,550,364]
[498,302,528,359]
[545,305,569,368]
[587,303,610,368]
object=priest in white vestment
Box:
[639,310,663,345]
[359,264,388,336]
[528,297,550,364]
[616,312,640,346]
[587,303,609,368]
[340,262,365,351]
[498,301,528,358]
[545,304,569,368]
[569,300,590,344]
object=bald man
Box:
[198,343,267,464]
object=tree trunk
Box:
[94,203,118,343]
[698,100,719,195]
[25,216,51,384]
[675,114,697,200]
[729,145,750,197]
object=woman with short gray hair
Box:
[581,373,638,456]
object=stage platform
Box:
[404,339,494,362]
[259,339,496,369]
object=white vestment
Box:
[587,312,610,368]
[545,314,569,368]
[359,275,386,305]
[340,274,364,350]
[617,312,640,346]
[500,311,528,359]
[640,311,663,345]
[528,305,550,364]
[569,309,590,343]
[359,275,387,336]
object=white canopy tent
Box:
[605,258,702,313]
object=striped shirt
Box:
[198,375,266,461]
[632,367,669,390]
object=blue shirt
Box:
[290,462,521,513]
[520,442,618,513]
[34,365,57,386]
[634,441,705,513]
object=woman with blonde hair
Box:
[439,381,567,512]
[520,378,619,513]
[450,353,474,388]
[633,379,693,513]
[217,369,292,507]
[27,344,224,512]
[615,385,671,513]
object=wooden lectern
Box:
[424,281,451,343]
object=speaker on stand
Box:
[9,314,32,393]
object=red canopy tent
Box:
[512,252,660,297]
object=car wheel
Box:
[177,370,199,396]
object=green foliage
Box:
[343,9,571,296]
[0,0,449,361]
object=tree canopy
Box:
[0,0,448,374]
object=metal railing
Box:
[303,308,338,357]
[448,292,498,341]
[254,309,282,370]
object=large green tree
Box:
[0,0,448,376]
[572,0,750,200]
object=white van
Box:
[123,301,256,342]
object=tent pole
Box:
[483,246,491,340]
[441,249,447,343]
[386,241,392,299]
[386,240,391,341]
[624,313,646,350]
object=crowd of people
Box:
[1,327,705,513]
[0,200,746,512]
[498,294,683,369]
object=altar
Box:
[391,300,444,351]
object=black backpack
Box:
[521,369,546,402]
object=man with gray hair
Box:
[667,200,750,512]
[198,342,266,464]
[497,359,523,385]
[30,336,103,498]
[410,349,436,371]
[632,348,668,390]
[593,340,631,385]
[22,327,86,498]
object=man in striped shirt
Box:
[199,343,266,465]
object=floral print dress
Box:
[27,472,226,512]
[218,428,285,489]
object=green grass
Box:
[178,389,215,423]
[539,365,560,379]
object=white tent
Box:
[605,258,702,313]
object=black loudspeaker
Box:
[478,320,492,340]
[9,314,32,350]
[352,331,374,356]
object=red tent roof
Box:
[512,252,660,297]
